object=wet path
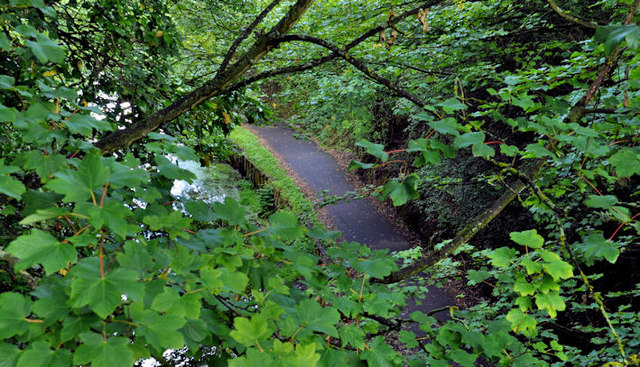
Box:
[248,124,453,321]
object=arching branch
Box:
[274,34,433,112]
[217,0,282,76]
[96,0,316,154]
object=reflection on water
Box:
[170,161,243,204]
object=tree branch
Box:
[275,34,433,112]
[96,0,445,154]
[546,0,598,29]
[96,0,316,154]
[375,159,545,284]
[217,0,282,76]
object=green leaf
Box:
[428,117,461,136]
[212,197,246,226]
[73,333,134,367]
[307,227,341,240]
[348,160,374,170]
[596,24,640,54]
[512,93,536,112]
[25,34,65,64]
[609,148,640,178]
[0,75,15,89]
[0,342,20,367]
[355,139,388,162]
[535,291,565,318]
[0,33,10,51]
[64,114,113,136]
[510,229,544,249]
[6,229,77,274]
[17,341,71,367]
[229,314,272,347]
[542,258,573,281]
[584,195,618,209]
[339,324,366,349]
[32,278,71,322]
[472,142,495,158]
[46,153,110,202]
[360,336,400,367]
[0,175,26,199]
[398,330,418,348]
[525,143,554,158]
[453,132,484,149]
[500,144,520,157]
[268,211,305,240]
[130,304,187,350]
[22,151,68,183]
[506,308,537,334]
[184,200,215,222]
[85,199,135,239]
[575,233,620,266]
[466,269,491,285]
[69,259,142,318]
[155,155,196,181]
[116,241,154,271]
[0,292,31,339]
[488,247,516,268]
[514,278,536,296]
[295,299,340,337]
[382,174,420,206]
[438,97,467,114]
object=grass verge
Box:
[228,126,320,227]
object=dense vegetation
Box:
[0,0,639,366]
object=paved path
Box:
[249,124,453,321]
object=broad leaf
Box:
[7,229,77,274]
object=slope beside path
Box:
[246,124,454,320]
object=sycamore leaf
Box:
[609,148,640,178]
[382,174,420,206]
[295,299,340,337]
[356,139,388,162]
[69,259,142,318]
[130,304,187,350]
[438,97,467,114]
[535,291,565,318]
[267,211,305,240]
[229,314,272,347]
[6,229,77,274]
[428,117,461,136]
[510,229,544,249]
[575,233,620,266]
[212,197,246,226]
[584,195,618,209]
[46,153,110,202]
[25,34,65,64]
[0,175,26,199]
[488,247,517,268]
[506,308,537,334]
[0,292,32,339]
[22,151,68,183]
[73,333,133,367]
[454,132,484,149]
[348,160,374,170]
[360,336,400,367]
[16,341,71,367]
[64,114,113,136]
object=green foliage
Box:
[1,0,639,366]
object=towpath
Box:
[248,124,453,320]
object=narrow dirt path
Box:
[247,124,454,321]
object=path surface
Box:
[249,124,453,321]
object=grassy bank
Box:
[228,125,320,227]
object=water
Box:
[171,160,244,204]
